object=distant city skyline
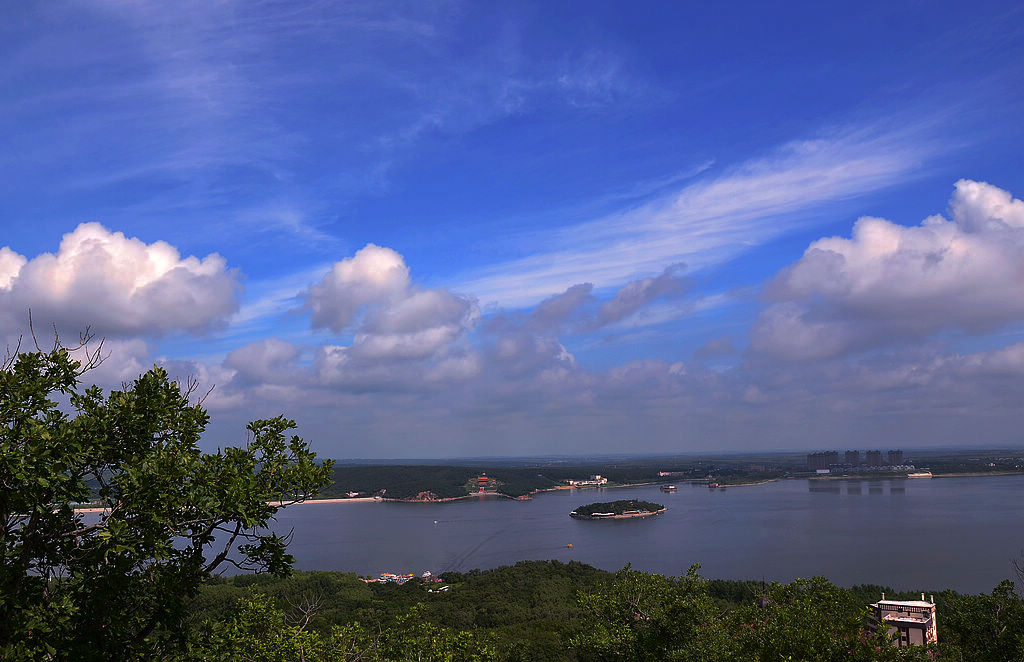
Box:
[1,2,1023,456]
[806,449,906,470]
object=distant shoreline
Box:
[366,480,666,504]
[72,496,380,513]
[69,472,1024,512]
[711,478,779,487]
[286,472,1024,504]
[281,497,377,504]
[931,471,1024,478]
[808,471,1024,481]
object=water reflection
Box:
[807,480,910,496]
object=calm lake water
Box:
[269,476,1024,593]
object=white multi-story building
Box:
[870,594,938,647]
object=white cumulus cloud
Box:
[305,244,479,362]
[753,180,1024,359]
[305,244,410,332]
[0,248,27,289]
[0,222,240,336]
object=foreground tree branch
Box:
[0,343,333,661]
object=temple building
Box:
[476,473,496,492]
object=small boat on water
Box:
[708,482,719,488]
[660,484,677,492]
[907,472,933,478]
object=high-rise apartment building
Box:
[845,450,860,466]
[807,451,839,470]
[865,450,883,466]
[888,450,904,466]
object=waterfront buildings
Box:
[870,594,938,647]
[361,572,416,584]
[807,448,910,472]
[567,475,608,486]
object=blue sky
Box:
[2,1,1024,456]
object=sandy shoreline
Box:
[712,478,780,488]
[273,497,378,505]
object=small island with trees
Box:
[569,499,665,520]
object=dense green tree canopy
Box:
[188,562,993,661]
[0,342,333,660]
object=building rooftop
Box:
[870,596,937,624]
[872,599,934,608]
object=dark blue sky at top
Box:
[1,1,1023,455]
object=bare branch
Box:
[28,310,41,352]
[19,312,108,374]
[76,326,95,350]
[183,376,200,399]
[197,383,215,406]
[171,373,215,407]
[76,334,108,375]
[1,335,23,371]
[286,592,325,631]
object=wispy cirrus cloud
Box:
[456,122,944,308]
[3,1,664,256]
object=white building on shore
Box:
[567,474,608,486]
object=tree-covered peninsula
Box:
[570,499,665,519]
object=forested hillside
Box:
[186,561,1024,661]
